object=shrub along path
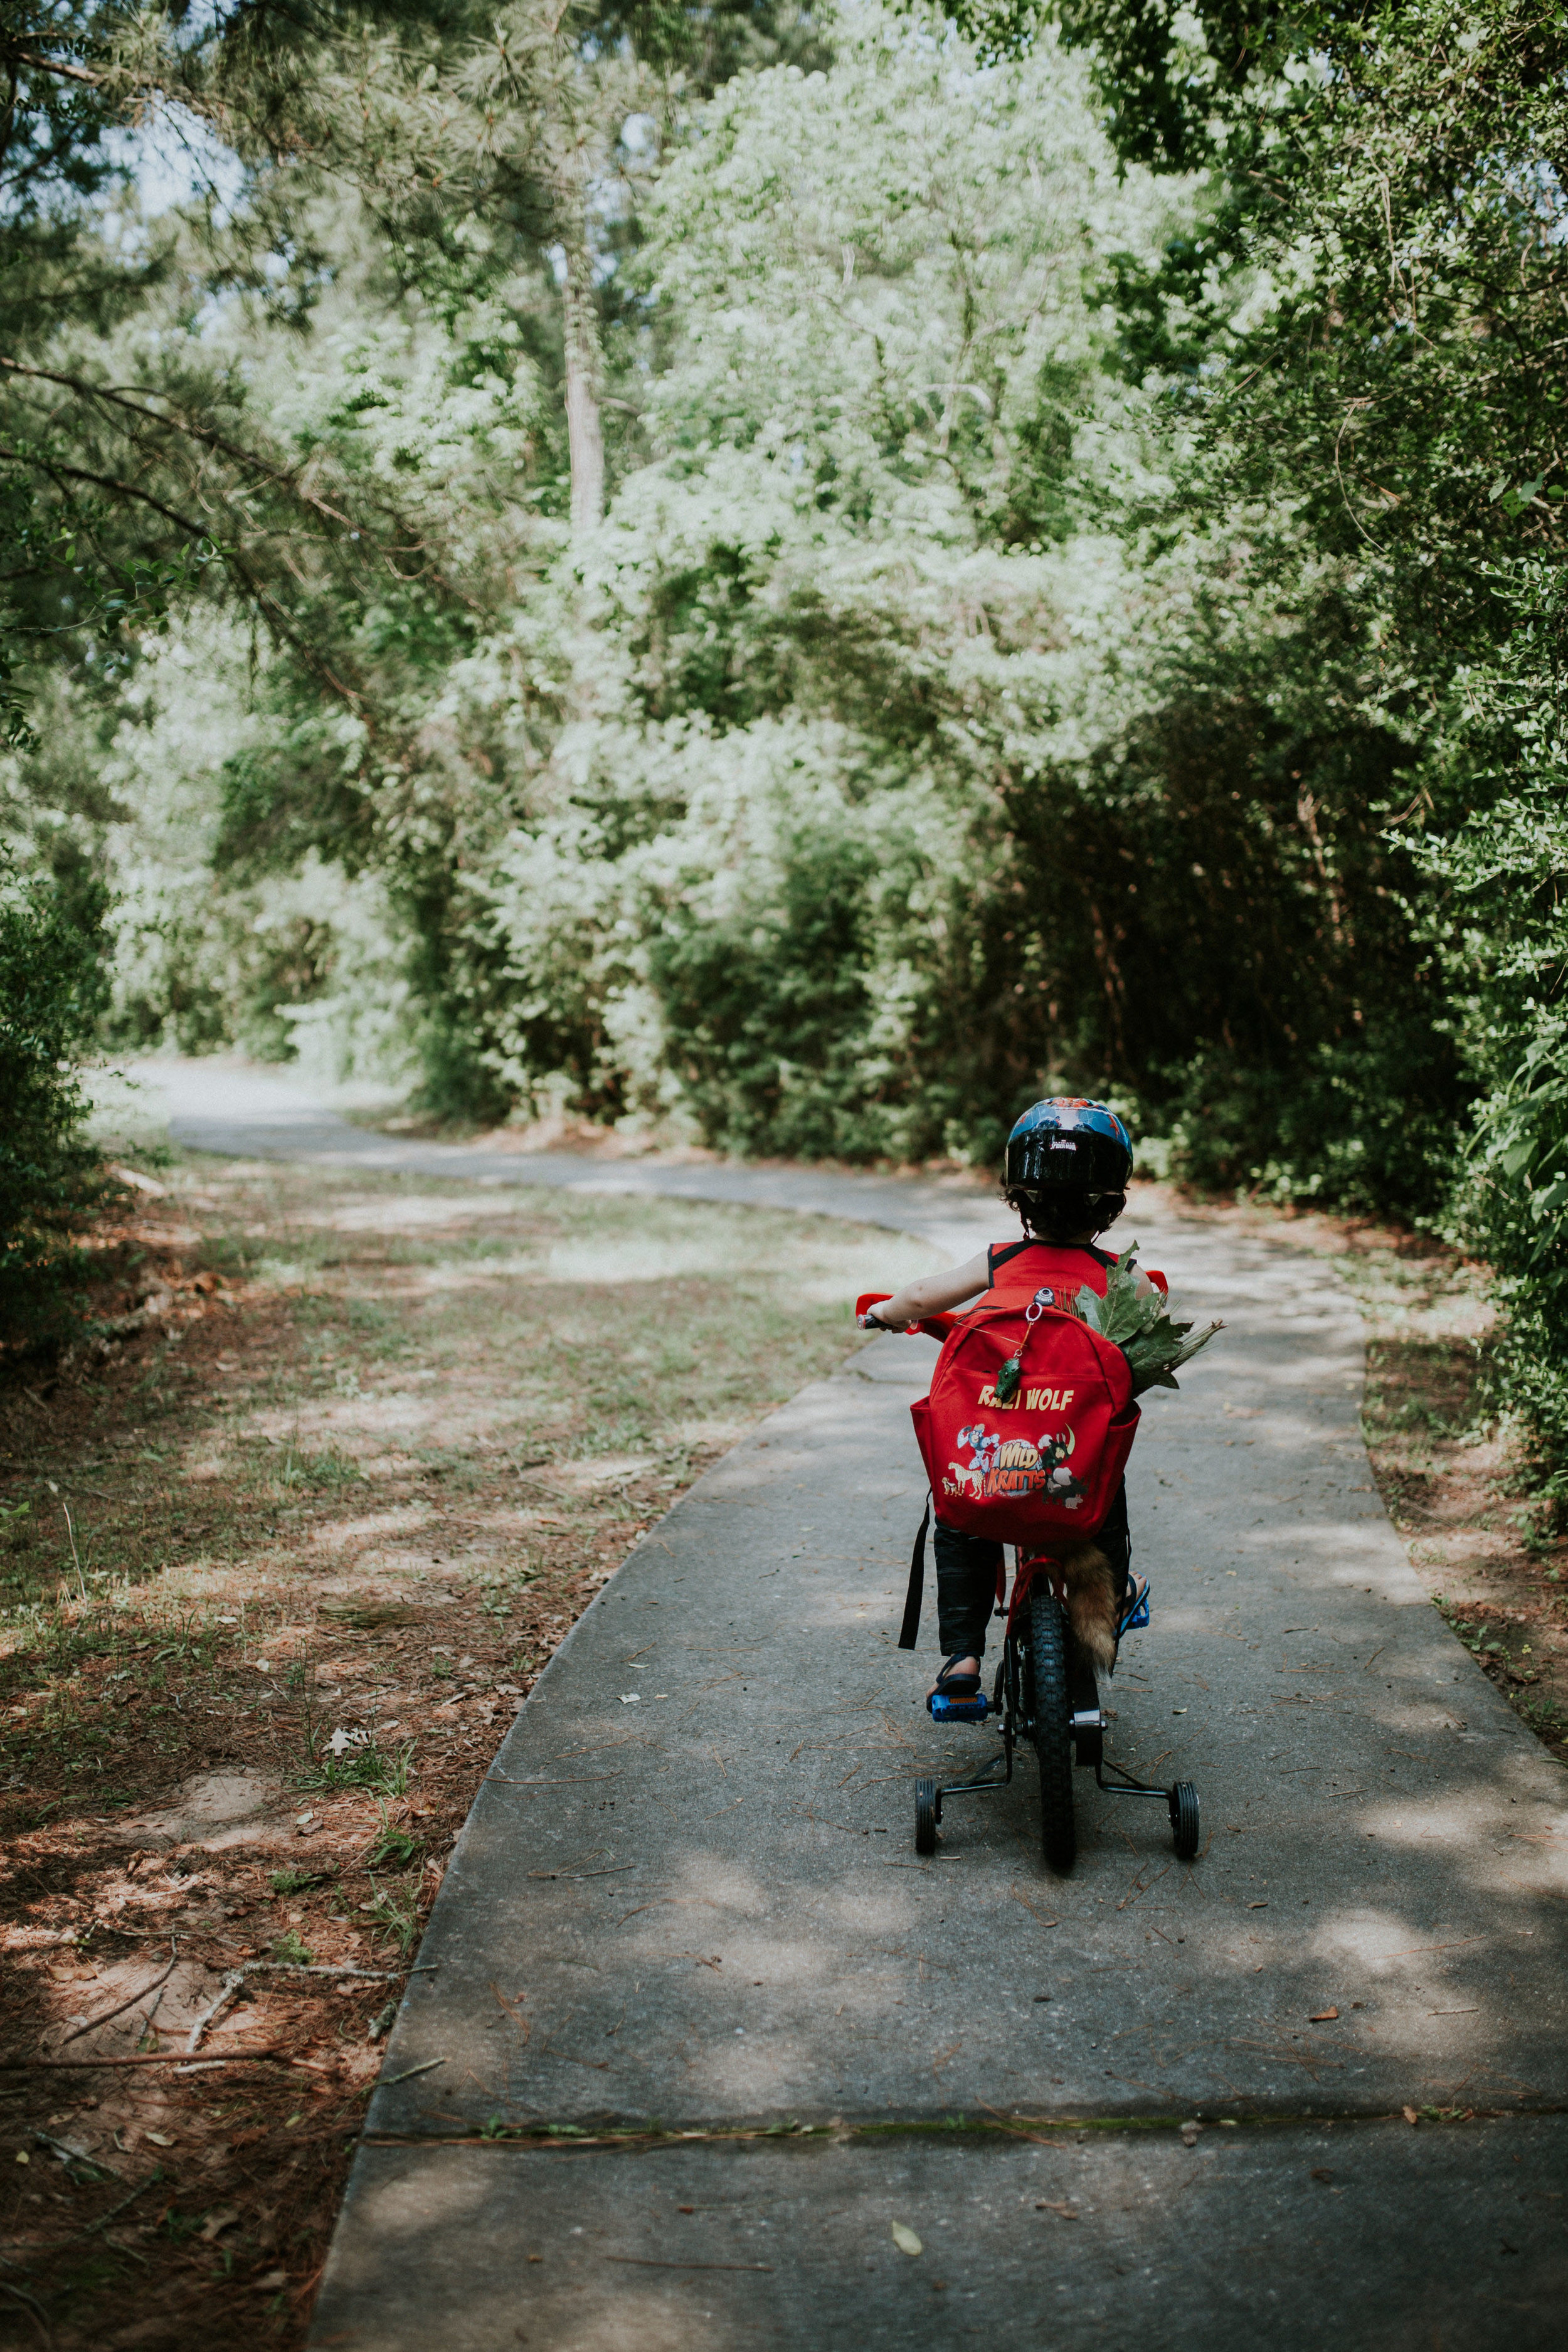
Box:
[145,1063,1568,2352]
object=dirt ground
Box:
[1,1152,1562,2349]
[0,1153,939,2349]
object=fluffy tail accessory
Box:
[1061,1542,1118,1674]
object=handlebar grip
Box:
[855,1292,958,1340]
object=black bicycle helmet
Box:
[1005,1098,1133,1197]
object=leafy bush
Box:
[1419,564,1568,1496]
[0,859,113,1348]
[9,0,1565,1475]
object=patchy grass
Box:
[0,1151,940,2350]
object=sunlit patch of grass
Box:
[268,1863,338,1895]
[279,1446,364,1490]
[364,1814,422,1870]
[295,1737,417,1796]
[363,1873,422,1953]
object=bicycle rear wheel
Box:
[1027,1586,1076,1873]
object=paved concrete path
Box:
[134,1056,1000,1259]
[137,1061,1568,2348]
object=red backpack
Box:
[859,1240,1158,1648]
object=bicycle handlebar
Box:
[855,1291,959,1341]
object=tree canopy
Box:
[3,0,1565,1495]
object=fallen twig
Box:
[526,1863,636,1880]
[183,1956,425,2053]
[0,2277,51,2344]
[60,1502,87,1605]
[383,2056,445,2085]
[185,1968,243,2055]
[244,1961,421,1979]
[486,1772,623,1788]
[1009,1884,1059,1927]
[603,2256,774,2273]
[1,2049,283,2070]
[32,2129,122,2181]
[26,2175,161,2267]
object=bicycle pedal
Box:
[929,1692,989,1724]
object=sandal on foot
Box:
[928,1653,988,1723]
[1116,1576,1150,1640]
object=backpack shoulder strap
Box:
[988,1238,1033,1282]
[1074,1241,1117,1268]
[898,1498,931,1650]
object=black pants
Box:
[933,1483,1131,1662]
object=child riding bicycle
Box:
[861,1098,1154,1711]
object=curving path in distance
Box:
[135,1059,1568,2351]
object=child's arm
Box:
[861,1251,992,1331]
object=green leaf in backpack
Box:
[1074,1243,1226,1397]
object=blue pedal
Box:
[929,1692,989,1724]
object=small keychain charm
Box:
[995,1288,1053,1403]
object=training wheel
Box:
[1169,1781,1200,1860]
[914,1776,939,1856]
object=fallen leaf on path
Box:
[1308,2008,1339,2022]
[201,2207,239,2242]
[1402,2106,1419,2126]
[1035,2201,1079,2219]
[891,2223,923,2257]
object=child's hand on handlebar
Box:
[858,1253,992,1336]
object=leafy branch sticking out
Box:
[1073,1243,1224,1397]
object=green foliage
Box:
[364,1816,423,1870]
[364,1872,423,1953]
[8,0,1567,1479]
[1033,0,1568,1468]
[297,1736,417,1794]
[268,1864,338,1895]
[1413,563,1568,1491]
[1073,1244,1222,1394]
[0,860,114,1347]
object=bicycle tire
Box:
[1027,1586,1076,1873]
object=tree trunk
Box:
[561,242,604,537]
